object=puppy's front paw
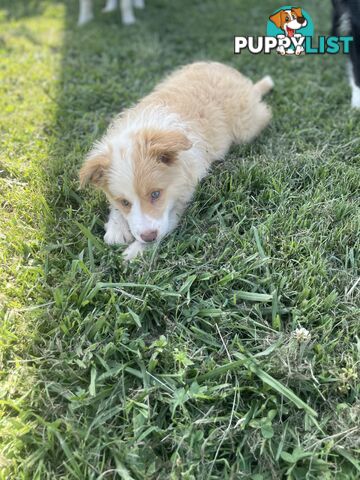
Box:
[123,241,146,261]
[122,12,136,24]
[104,221,133,245]
[102,5,117,12]
[102,0,117,12]
[104,229,132,245]
[78,13,94,25]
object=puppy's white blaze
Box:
[107,138,134,193]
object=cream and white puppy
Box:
[78,0,145,26]
[79,62,273,260]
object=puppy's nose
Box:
[140,230,158,243]
[297,16,305,24]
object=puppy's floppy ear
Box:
[79,149,110,188]
[291,7,303,18]
[145,129,192,165]
[269,11,283,28]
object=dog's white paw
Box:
[78,12,94,25]
[104,213,133,245]
[123,241,146,261]
[351,85,360,109]
[133,0,144,9]
[104,228,133,245]
[103,0,117,12]
[102,5,117,12]
[122,12,136,24]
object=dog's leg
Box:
[232,99,272,145]
[133,0,145,9]
[78,0,94,25]
[103,0,117,13]
[227,73,273,145]
[123,241,146,261]
[349,18,360,108]
[104,207,134,245]
[121,0,136,24]
[349,63,360,108]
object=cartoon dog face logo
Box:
[269,7,307,37]
[269,7,308,55]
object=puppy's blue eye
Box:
[121,199,130,207]
[151,191,160,200]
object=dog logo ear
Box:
[291,7,303,18]
[79,150,110,188]
[269,11,283,29]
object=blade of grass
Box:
[187,358,247,383]
[52,430,82,478]
[234,352,318,417]
[189,352,317,417]
[76,222,106,252]
[335,447,360,472]
[233,290,273,302]
[86,282,181,301]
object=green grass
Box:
[1,0,359,478]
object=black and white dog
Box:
[332,0,360,108]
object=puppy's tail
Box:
[254,75,274,97]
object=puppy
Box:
[331,0,360,108]
[78,0,145,26]
[269,7,308,55]
[79,62,273,260]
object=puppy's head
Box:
[269,8,307,33]
[79,128,192,244]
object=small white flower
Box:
[292,327,311,342]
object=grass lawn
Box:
[1,0,359,478]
